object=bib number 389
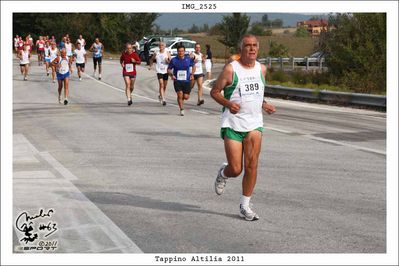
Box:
[240,82,262,102]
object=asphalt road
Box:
[13,57,386,253]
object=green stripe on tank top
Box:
[260,70,266,86]
[222,72,239,112]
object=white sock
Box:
[240,195,251,208]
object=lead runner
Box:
[210,34,276,221]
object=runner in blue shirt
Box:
[168,45,196,116]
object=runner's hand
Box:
[228,102,241,114]
[263,102,276,114]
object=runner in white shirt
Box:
[148,42,171,106]
[18,45,31,80]
[44,41,52,76]
[65,38,74,75]
[190,43,206,106]
[210,34,276,221]
[49,42,59,83]
[76,34,86,50]
[51,49,72,105]
[73,42,87,81]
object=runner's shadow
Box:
[60,191,239,220]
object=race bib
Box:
[159,64,167,72]
[240,81,262,102]
[125,63,134,72]
[39,43,44,48]
[177,70,187,81]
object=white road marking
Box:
[13,134,143,253]
[39,151,78,181]
[306,135,386,155]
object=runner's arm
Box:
[132,52,141,65]
[210,64,240,114]
[148,53,156,69]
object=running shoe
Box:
[158,95,162,103]
[53,80,56,83]
[58,97,62,104]
[180,109,185,116]
[64,99,68,105]
[98,74,102,80]
[239,204,260,221]
[214,163,228,195]
[162,100,166,106]
[197,99,205,106]
[79,77,82,81]
[128,99,133,106]
[24,76,28,81]
[47,72,49,76]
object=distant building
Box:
[296,19,329,36]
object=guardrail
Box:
[265,85,386,108]
[206,80,386,108]
[258,57,326,71]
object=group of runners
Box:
[15,33,276,221]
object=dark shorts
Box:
[123,74,136,79]
[173,81,191,94]
[76,63,85,69]
[193,73,204,80]
[57,72,70,80]
[37,50,44,55]
[93,56,102,65]
[157,73,169,80]
[19,63,29,67]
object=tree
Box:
[295,26,309,37]
[218,13,250,53]
[201,23,209,33]
[13,13,159,52]
[261,14,271,27]
[269,40,289,57]
[249,22,265,36]
[188,24,200,33]
[271,19,283,28]
[319,13,386,93]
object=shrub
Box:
[270,70,289,82]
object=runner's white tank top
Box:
[20,50,29,64]
[65,43,73,56]
[155,50,169,74]
[193,52,203,75]
[221,60,265,131]
[44,47,50,59]
[57,56,70,74]
[50,48,58,61]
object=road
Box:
[13,58,386,253]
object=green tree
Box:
[261,14,271,27]
[201,23,209,33]
[269,40,289,57]
[13,13,159,52]
[319,13,386,93]
[189,24,200,33]
[295,26,309,37]
[271,19,283,28]
[249,22,265,36]
[218,13,250,53]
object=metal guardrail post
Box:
[305,57,309,71]
[279,57,283,70]
[291,57,295,70]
